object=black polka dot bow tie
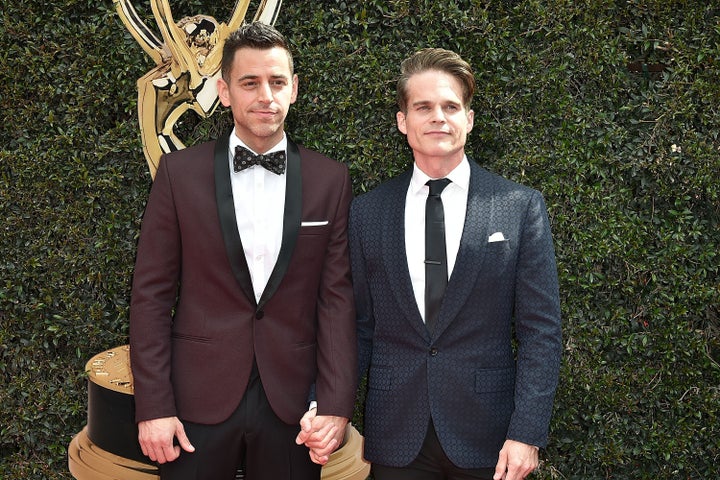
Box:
[233,145,286,175]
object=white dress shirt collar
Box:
[409,155,471,194]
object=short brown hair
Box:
[396,48,475,113]
[221,22,294,81]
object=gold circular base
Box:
[69,424,370,480]
[68,427,158,480]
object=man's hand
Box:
[138,416,195,464]
[295,408,348,465]
[493,439,539,480]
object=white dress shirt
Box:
[228,130,287,302]
[405,158,470,323]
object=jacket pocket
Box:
[171,331,211,344]
[299,223,331,237]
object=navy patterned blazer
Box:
[350,158,562,468]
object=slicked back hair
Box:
[221,22,294,81]
[397,48,475,113]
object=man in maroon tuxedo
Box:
[128,22,357,480]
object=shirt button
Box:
[255,310,264,320]
[429,347,438,357]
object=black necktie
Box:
[233,145,286,175]
[425,178,451,333]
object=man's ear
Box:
[396,111,407,135]
[466,108,475,133]
[290,74,299,104]
[217,77,230,108]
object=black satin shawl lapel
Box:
[214,131,256,306]
[257,138,302,309]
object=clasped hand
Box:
[295,408,348,465]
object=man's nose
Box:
[430,105,447,122]
[257,82,273,102]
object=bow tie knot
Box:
[233,145,286,175]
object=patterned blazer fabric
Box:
[350,158,562,469]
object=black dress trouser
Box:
[372,421,496,480]
[159,363,320,480]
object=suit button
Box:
[255,310,264,320]
[429,347,438,357]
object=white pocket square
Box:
[301,220,329,227]
[488,232,508,243]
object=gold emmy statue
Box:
[113,0,283,178]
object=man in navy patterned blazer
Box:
[349,48,562,480]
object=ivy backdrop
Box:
[1,0,719,478]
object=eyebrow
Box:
[237,73,289,82]
[411,100,432,108]
[411,99,461,108]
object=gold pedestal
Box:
[69,426,158,480]
[69,346,370,480]
[322,424,371,480]
[68,346,157,479]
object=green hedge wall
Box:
[2,1,719,478]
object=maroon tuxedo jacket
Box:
[129,132,357,426]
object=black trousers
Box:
[372,421,495,480]
[159,364,320,480]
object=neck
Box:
[233,129,285,155]
[414,152,464,178]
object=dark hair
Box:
[396,48,475,113]
[221,22,294,80]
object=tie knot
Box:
[427,178,451,196]
[233,145,286,175]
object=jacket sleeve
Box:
[129,154,181,423]
[349,196,375,384]
[507,190,562,447]
[314,165,358,419]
